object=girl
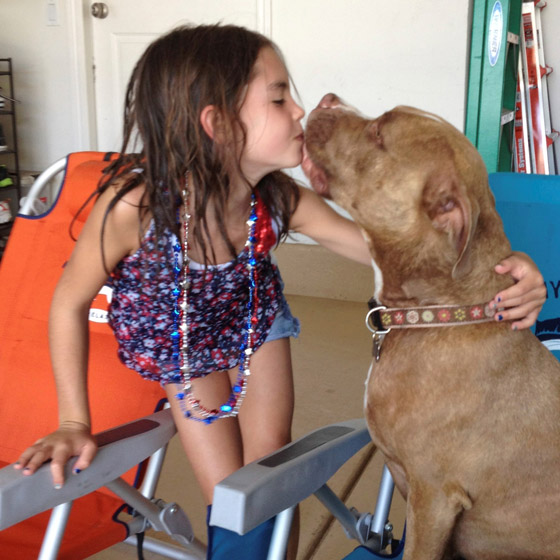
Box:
[15,24,545,559]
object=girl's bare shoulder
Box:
[92,179,151,256]
[102,178,150,223]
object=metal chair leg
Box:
[267,506,296,560]
[38,501,73,560]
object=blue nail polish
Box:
[497,297,502,303]
[498,314,503,321]
[73,468,81,475]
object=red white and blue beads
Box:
[173,176,258,424]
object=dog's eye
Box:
[440,199,456,213]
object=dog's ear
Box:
[422,170,479,279]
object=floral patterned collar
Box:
[365,298,497,361]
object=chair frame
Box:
[0,408,206,560]
[211,418,402,560]
[1,413,400,560]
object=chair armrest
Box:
[210,418,371,535]
[0,408,176,530]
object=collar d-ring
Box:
[365,305,391,337]
[365,305,391,362]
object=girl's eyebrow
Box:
[268,80,288,92]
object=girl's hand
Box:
[13,422,98,489]
[491,252,546,330]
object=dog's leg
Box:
[403,480,472,560]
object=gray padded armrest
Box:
[210,418,371,534]
[0,408,176,530]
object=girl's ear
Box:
[200,105,217,139]
[200,105,224,141]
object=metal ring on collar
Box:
[365,306,391,336]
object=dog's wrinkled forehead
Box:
[393,105,447,124]
[307,102,451,153]
[318,97,448,127]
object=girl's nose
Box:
[294,101,305,120]
[318,93,341,109]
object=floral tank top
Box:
[108,195,282,383]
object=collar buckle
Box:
[366,299,391,362]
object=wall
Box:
[276,0,470,127]
[2,1,558,173]
[0,0,88,171]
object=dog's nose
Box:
[318,93,341,109]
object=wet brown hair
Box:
[95,24,300,267]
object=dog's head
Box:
[302,94,510,304]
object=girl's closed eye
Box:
[273,98,286,105]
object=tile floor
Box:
[88,294,406,559]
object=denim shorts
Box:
[265,295,300,342]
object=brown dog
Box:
[302,93,560,560]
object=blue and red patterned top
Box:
[108,194,282,383]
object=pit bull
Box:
[302,93,560,560]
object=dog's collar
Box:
[365,298,496,361]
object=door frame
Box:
[64,0,97,151]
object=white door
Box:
[86,0,268,151]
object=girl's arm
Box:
[289,186,372,265]
[290,186,545,329]
[14,185,143,487]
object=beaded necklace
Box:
[172,178,258,424]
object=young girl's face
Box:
[239,47,305,184]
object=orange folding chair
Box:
[0,152,403,560]
[0,152,205,559]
